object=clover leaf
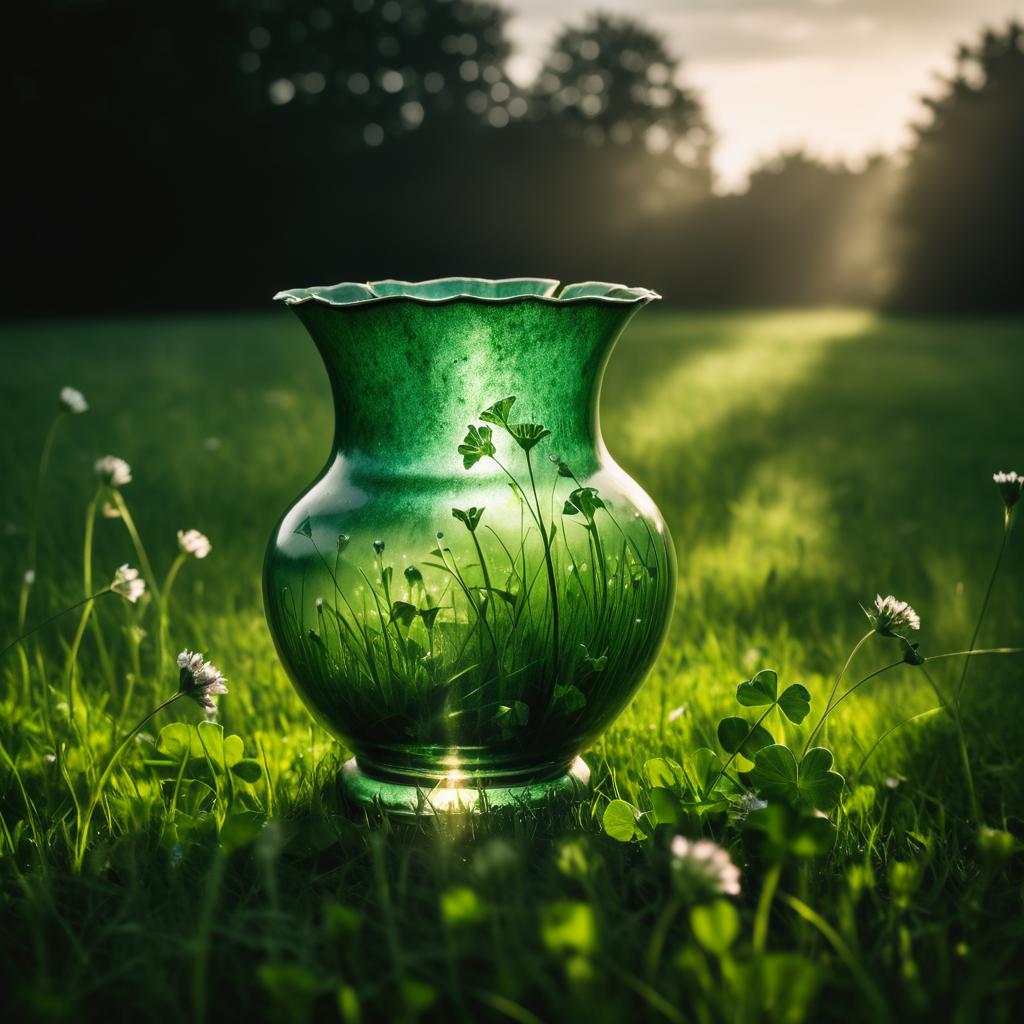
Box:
[749,744,844,811]
[736,669,778,706]
[562,487,605,521]
[452,506,485,532]
[479,396,516,428]
[736,669,811,725]
[798,748,845,809]
[578,643,607,672]
[508,422,551,452]
[777,684,811,724]
[553,684,586,713]
[717,716,774,760]
[389,601,417,628]
[457,424,495,469]
[603,799,642,842]
[418,605,441,630]
[643,757,686,793]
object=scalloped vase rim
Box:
[274,277,661,308]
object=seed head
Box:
[110,564,146,603]
[177,528,212,559]
[865,594,920,637]
[59,386,88,415]
[993,471,1022,510]
[670,836,741,898]
[95,455,132,487]
[177,650,228,715]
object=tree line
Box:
[5,2,1022,313]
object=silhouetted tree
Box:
[891,21,1024,310]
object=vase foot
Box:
[340,755,591,817]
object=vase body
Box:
[263,279,675,813]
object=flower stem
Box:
[709,703,776,794]
[110,489,161,605]
[82,487,114,682]
[956,512,1013,706]
[525,449,560,688]
[159,552,187,677]
[72,692,183,872]
[18,412,66,630]
[811,659,904,725]
[0,590,111,661]
[803,630,874,755]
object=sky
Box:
[503,0,1024,191]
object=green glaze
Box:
[264,278,674,814]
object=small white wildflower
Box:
[59,386,89,414]
[884,776,901,790]
[110,563,146,603]
[670,836,741,898]
[993,471,1023,510]
[177,650,228,715]
[95,455,132,487]
[865,594,920,637]
[24,569,36,585]
[177,528,212,559]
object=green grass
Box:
[1,309,1022,1022]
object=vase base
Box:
[340,755,591,817]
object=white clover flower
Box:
[177,649,228,715]
[59,386,88,414]
[110,563,146,603]
[865,594,920,637]
[177,528,212,559]
[670,836,741,898]
[993,471,1023,510]
[95,455,132,487]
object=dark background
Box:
[5,0,1023,314]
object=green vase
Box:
[264,278,675,814]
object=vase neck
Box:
[293,299,645,478]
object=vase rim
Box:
[273,277,661,308]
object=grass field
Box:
[1,309,1022,1022]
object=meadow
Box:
[0,309,1022,1022]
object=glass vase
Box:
[264,278,675,814]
